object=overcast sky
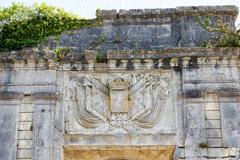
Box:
[1,0,240,25]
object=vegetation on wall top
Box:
[0,3,98,52]
[197,17,240,47]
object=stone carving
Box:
[68,73,171,131]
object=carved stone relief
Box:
[66,72,175,134]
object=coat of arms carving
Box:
[67,72,173,133]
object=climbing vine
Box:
[0,3,99,52]
[197,16,240,47]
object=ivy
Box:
[0,3,99,52]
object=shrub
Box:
[54,47,71,62]
[96,51,106,63]
[0,3,94,52]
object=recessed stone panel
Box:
[0,104,18,160]
[33,105,53,160]
[221,102,240,147]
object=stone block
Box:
[20,104,34,113]
[18,140,32,149]
[18,131,33,140]
[205,111,220,120]
[206,129,222,138]
[205,120,221,129]
[205,94,218,102]
[228,148,240,156]
[207,138,223,147]
[17,149,32,159]
[19,113,33,122]
[205,102,220,111]
[18,122,33,131]
[207,148,228,158]
[0,70,56,84]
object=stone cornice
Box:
[1,48,240,70]
[2,47,239,61]
[97,6,238,20]
[0,49,56,62]
[106,48,240,60]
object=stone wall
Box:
[46,6,238,53]
[0,48,240,160]
[0,5,240,160]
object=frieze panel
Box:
[66,72,176,134]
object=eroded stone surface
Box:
[0,5,239,160]
[0,104,19,160]
[64,146,176,160]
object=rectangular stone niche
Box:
[64,145,176,160]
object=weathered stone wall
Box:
[46,6,238,53]
[0,5,240,160]
[1,48,240,160]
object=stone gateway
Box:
[0,5,240,160]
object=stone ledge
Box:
[0,92,24,99]
[97,6,238,19]
[1,48,240,64]
[107,48,240,60]
[180,90,240,99]
[0,92,58,99]
[0,49,56,62]
[64,134,176,145]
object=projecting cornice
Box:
[97,6,239,20]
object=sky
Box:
[1,0,240,25]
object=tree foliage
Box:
[0,3,93,52]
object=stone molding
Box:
[0,92,58,99]
[1,48,239,72]
[97,6,238,19]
